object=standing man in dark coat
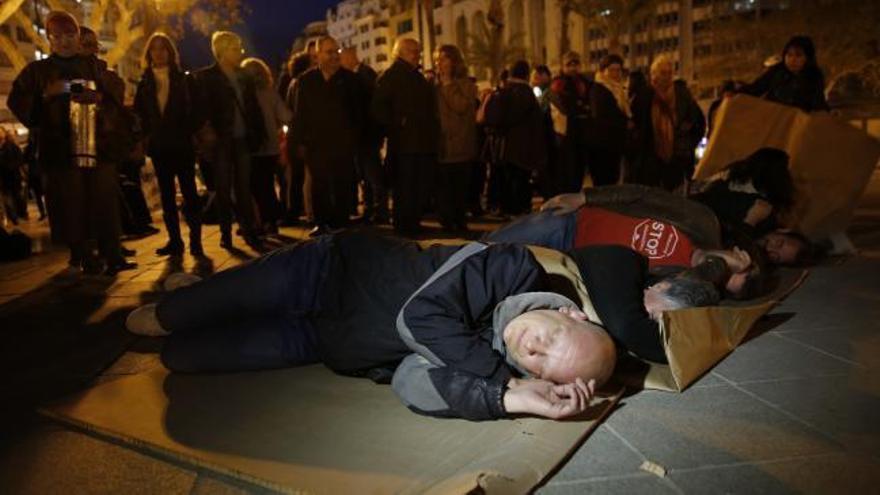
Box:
[290,37,364,235]
[372,38,439,236]
[340,46,387,224]
[193,31,266,249]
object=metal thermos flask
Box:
[69,79,98,168]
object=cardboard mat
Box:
[42,364,622,495]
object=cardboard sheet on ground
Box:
[696,94,880,239]
[42,363,621,495]
[499,244,805,392]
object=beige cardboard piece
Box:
[480,242,805,392]
[42,365,621,495]
[696,94,880,238]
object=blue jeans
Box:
[484,209,577,252]
[158,236,332,372]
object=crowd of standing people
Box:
[0,7,831,270]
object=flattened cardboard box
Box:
[696,94,880,239]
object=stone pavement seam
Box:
[711,373,845,448]
[771,332,867,368]
[604,423,687,494]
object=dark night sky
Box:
[178,0,337,73]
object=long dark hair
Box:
[781,35,823,80]
[143,32,181,73]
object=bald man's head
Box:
[393,38,421,67]
[503,308,616,387]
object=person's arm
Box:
[740,66,776,98]
[288,77,308,148]
[7,64,42,128]
[398,243,546,377]
[392,354,594,420]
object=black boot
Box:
[189,224,204,256]
[156,239,184,256]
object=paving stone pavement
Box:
[1,171,879,494]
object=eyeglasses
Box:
[565,60,581,67]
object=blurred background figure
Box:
[741,35,829,113]
[433,44,478,232]
[241,56,290,235]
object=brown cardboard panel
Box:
[42,365,622,495]
[696,95,880,239]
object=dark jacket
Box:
[569,245,667,363]
[589,82,628,153]
[314,232,549,420]
[7,54,117,170]
[630,80,705,186]
[371,59,439,155]
[354,64,383,151]
[290,67,364,163]
[133,67,199,157]
[483,80,548,172]
[192,63,266,151]
[0,141,24,193]
[741,62,829,113]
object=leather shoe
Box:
[156,241,184,256]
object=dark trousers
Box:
[118,159,154,234]
[44,165,122,263]
[390,153,434,234]
[251,154,281,227]
[154,154,201,244]
[284,152,306,221]
[358,148,388,220]
[27,170,46,218]
[306,154,355,228]
[467,160,486,215]
[588,148,622,187]
[497,163,533,215]
[158,237,331,372]
[555,131,588,194]
[435,162,470,229]
[213,138,256,237]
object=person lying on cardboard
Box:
[487,184,767,300]
[570,244,720,363]
[126,231,623,421]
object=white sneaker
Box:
[125,304,170,337]
[163,272,203,292]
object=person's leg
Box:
[250,154,277,229]
[330,170,354,229]
[88,165,125,265]
[176,157,202,254]
[154,157,183,248]
[451,162,470,228]
[483,208,577,250]
[157,236,331,333]
[509,165,533,215]
[364,149,388,222]
[231,140,258,239]
[435,164,455,229]
[212,144,234,244]
[161,316,320,372]
[306,159,332,228]
[392,154,418,233]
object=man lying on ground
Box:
[488,184,767,299]
[126,231,619,421]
